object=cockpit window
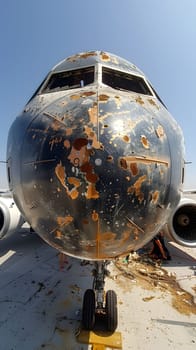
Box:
[41,66,94,94]
[102,67,152,95]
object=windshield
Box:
[41,66,95,94]
[102,66,152,95]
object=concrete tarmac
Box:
[0,226,195,350]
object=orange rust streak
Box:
[121,156,169,167]
[133,175,147,196]
[88,104,98,125]
[55,162,66,185]
[152,190,160,204]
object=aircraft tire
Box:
[82,289,95,330]
[106,289,118,332]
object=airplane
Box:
[2,50,196,332]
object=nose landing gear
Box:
[82,261,118,332]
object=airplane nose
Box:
[19,91,171,259]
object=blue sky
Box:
[0,0,195,189]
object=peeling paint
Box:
[141,135,150,149]
[135,96,144,105]
[148,98,159,109]
[156,125,165,138]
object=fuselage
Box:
[7,51,185,259]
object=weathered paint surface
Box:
[7,51,185,260]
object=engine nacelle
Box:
[0,196,24,239]
[165,197,196,248]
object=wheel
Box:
[82,289,96,330]
[106,290,118,332]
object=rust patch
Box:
[120,158,127,170]
[88,104,98,125]
[151,190,160,204]
[68,139,89,167]
[156,125,165,138]
[79,52,97,59]
[128,175,147,200]
[68,177,80,187]
[55,162,80,200]
[86,183,99,199]
[73,138,88,150]
[81,162,98,183]
[101,52,110,61]
[57,215,73,226]
[130,162,139,177]
[80,162,93,173]
[84,126,103,149]
[55,230,62,239]
[141,135,150,149]
[99,94,109,102]
[82,218,89,225]
[100,232,116,240]
[148,98,159,109]
[55,162,66,184]
[82,91,96,97]
[70,94,81,100]
[92,210,99,221]
[63,140,71,149]
[123,135,130,143]
[135,96,144,105]
[66,52,96,62]
[107,155,114,162]
[120,155,168,167]
[67,177,81,200]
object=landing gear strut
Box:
[82,261,118,332]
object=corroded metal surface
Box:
[7,51,185,259]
